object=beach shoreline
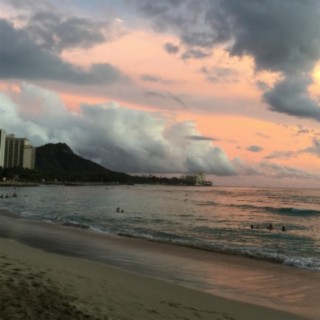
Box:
[0,209,319,319]
[0,237,309,320]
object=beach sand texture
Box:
[0,236,308,320]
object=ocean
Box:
[1,184,320,271]
[1,184,320,318]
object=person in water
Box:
[266,223,273,230]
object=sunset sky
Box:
[1,0,320,187]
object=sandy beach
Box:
[0,236,309,320]
[1,210,316,320]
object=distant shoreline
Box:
[0,182,39,187]
[0,181,214,187]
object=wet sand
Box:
[0,210,316,320]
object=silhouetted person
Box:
[281,225,286,232]
[266,223,273,230]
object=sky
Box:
[0,0,320,187]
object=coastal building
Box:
[4,134,25,168]
[23,140,36,169]
[181,173,212,186]
[4,134,36,169]
[0,129,6,168]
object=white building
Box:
[0,129,6,168]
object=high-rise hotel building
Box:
[0,130,36,169]
[0,129,6,168]
[22,139,36,169]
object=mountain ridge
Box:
[35,143,132,182]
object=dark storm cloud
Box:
[135,0,196,31]
[221,0,320,121]
[133,0,320,71]
[138,0,185,15]
[132,0,320,121]
[25,11,108,53]
[247,145,263,153]
[213,0,320,73]
[263,76,320,120]
[0,19,126,84]
[2,0,126,53]
[164,42,180,54]
[181,31,222,49]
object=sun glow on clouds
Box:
[58,27,285,133]
[1,0,320,186]
[62,30,271,101]
[310,62,320,95]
